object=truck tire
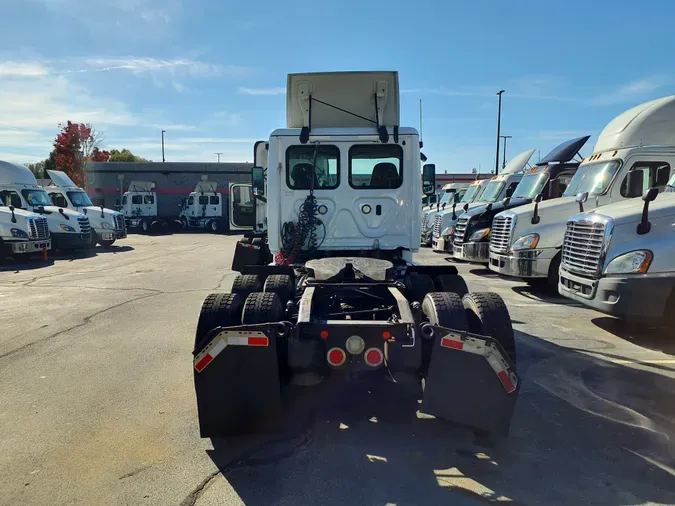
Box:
[422,292,469,330]
[263,274,295,305]
[404,273,435,303]
[88,231,98,248]
[241,292,284,324]
[462,292,516,367]
[434,274,469,298]
[141,219,150,233]
[180,216,188,229]
[547,253,562,293]
[231,274,264,298]
[195,293,243,354]
[209,219,220,233]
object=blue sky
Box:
[1,0,674,172]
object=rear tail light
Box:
[364,348,384,367]
[327,347,347,367]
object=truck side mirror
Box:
[422,164,435,195]
[575,191,588,212]
[637,187,659,235]
[252,166,265,196]
[626,170,644,198]
[531,193,543,224]
[8,205,16,223]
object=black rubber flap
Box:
[421,327,519,436]
[194,324,282,437]
[231,241,264,272]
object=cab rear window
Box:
[286,145,339,190]
[349,144,403,189]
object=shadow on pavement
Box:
[511,285,570,305]
[201,332,675,506]
[468,267,497,277]
[592,316,675,356]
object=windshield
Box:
[513,173,549,199]
[67,191,93,207]
[563,160,621,197]
[479,181,504,202]
[439,191,457,205]
[460,184,481,203]
[21,189,52,206]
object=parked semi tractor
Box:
[558,176,675,324]
[0,161,90,251]
[432,149,535,253]
[0,195,51,260]
[192,71,519,440]
[179,180,255,233]
[119,181,181,233]
[453,136,590,264]
[44,170,126,247]
[488,95,675,289]
[421,183,469,246]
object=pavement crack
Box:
[180,470,221,506]
[118,464,152,480]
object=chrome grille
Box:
[432,214,442,238]
[561,219,607,277]
[490,215,513,254]
[28,217,50,239]
[454,217,468,244]
[422,213,430,231]
[113,214,126,231]
[77,216,91,235]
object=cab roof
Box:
[594,95,675,153]
[0,160,38,185]
[538,136,590,164]
[46,170,80,189]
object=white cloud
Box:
[77,57,252,78]
[238,86,286,96]
[592,77,669,106]
[0,61,51,78]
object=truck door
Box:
[229,184,255,229]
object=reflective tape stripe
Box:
[194,331,269,372]
[440,332,486,355]
[484,346,518,393]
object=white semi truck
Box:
[119,181,181,233]
[0,195,51,260]
[44,170,126,248]
[558,177,675,324]
[488,95,675,289]
[192,71,519,441]
[179,180,255,233]
[431,149,535,253]
[420,182,469,246]
[0,161,91,251]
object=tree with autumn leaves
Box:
[50,121,110,187]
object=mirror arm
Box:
[637,200,651,235]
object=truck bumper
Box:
[5,239,51,254]
[488,248,559,279]
[453,241,490,263]
[558,268,675,321]
[432,236,452,254]
[51,232,90,250]
[94,229,127,241]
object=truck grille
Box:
[28,217,49,239]
[77,216,91,235]
[454,217,468,244]
[422,213,430,231]
[113,214,126,231]
[432,214,442,238]
[489,214,513,254]
[561,218,608,277]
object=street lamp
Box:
[495,90,505,175]
[215,152,223,163]
[161,130,166,163]
[499,135,512,169]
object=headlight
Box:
[100,222,112,229]
[10,228,28,238]
[468,228,490,242]
[604,250,652,274]
[60,224,76,232]
[511,233,540,251]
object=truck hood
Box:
[436,201,485,230]
[504,197,581,249]
[1,206,40,219]
[30,206,87,232]
[591,192,675,225]
[75,206,121,227]
[462,197,534,221]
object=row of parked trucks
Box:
[423,95,675,326]
[0,161,254,261]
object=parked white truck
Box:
[119,181,181,233]
[558,177,675,324]
[179,180,255,233]
[421,182,469,245]
[44,170,126,247]
[0,161,91,251]
[488,95,675,289]
[0,195,51,260]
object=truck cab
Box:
[431,149,535,253]
[119,181,174,233]
[0,195,51,259]
[453,135,589,263]
[0,160,90,251]
[559,175,675,324]
[179,180,255,233]
[44,170,126,247]
[421,183,469,245]
[487,95,675,288]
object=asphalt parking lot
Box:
[1,234,675,506]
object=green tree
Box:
[26,161,46,178]
[108,149,151,163]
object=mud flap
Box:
[193,324,283,437]
[231,241,265,272]
[420,325,519,436]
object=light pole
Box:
[161,130,166,163]
[495,90,505,175]
[215,152,223,163]
[499,135,512,169]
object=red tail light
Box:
[364,348,384,367]
[327,347,347,367]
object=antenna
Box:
[419,99,423,143]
